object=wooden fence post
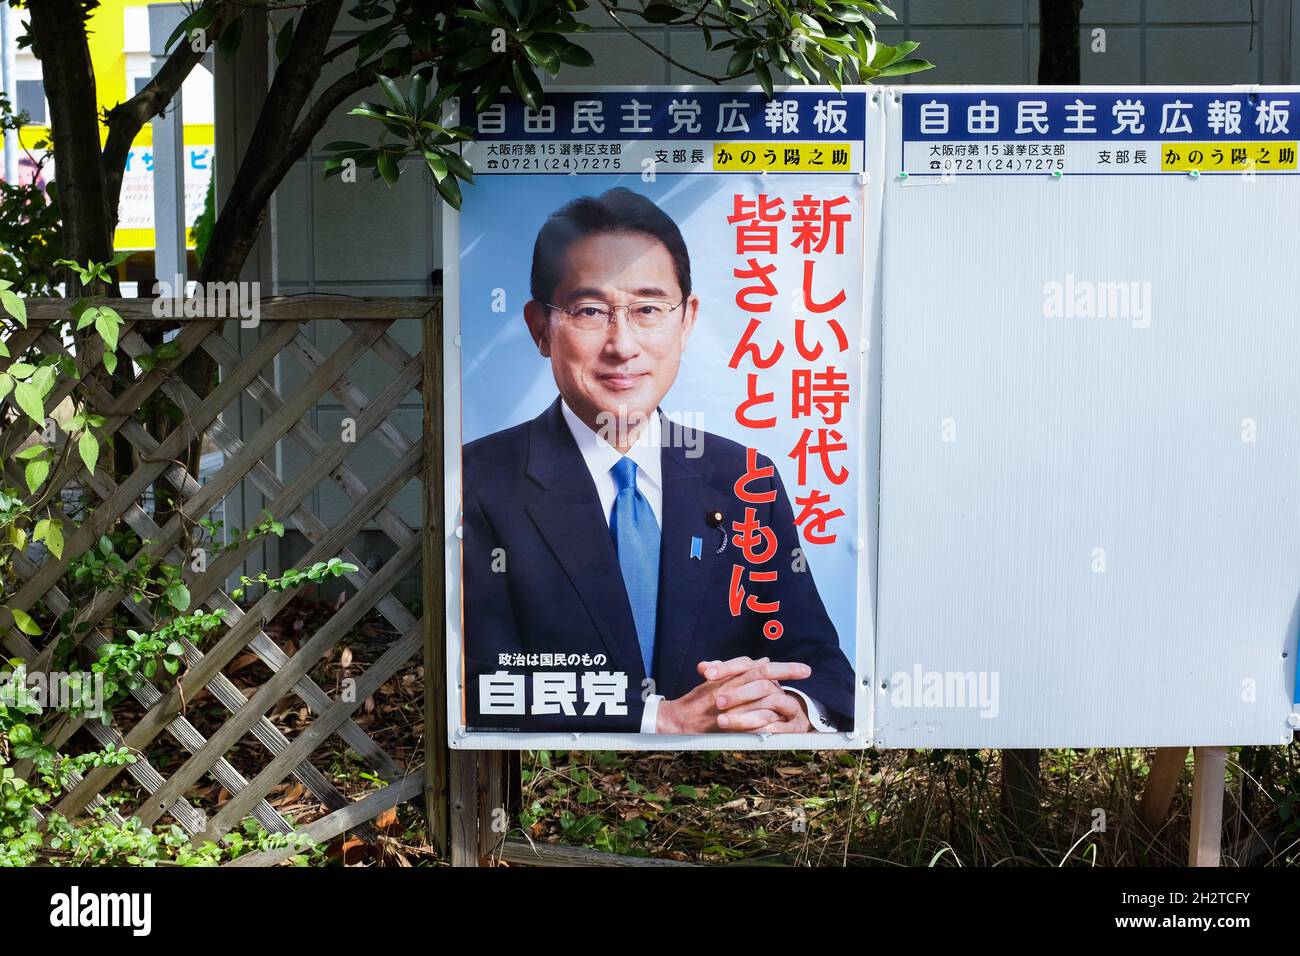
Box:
[421,302,449,856]
[1000,748,1043,837]
[420,300,512,866]
[1137,746,1187,831]
[1137,746,1227,866]
[1189,746,1227,867]
[449,750,480,866]
[479,751,505,858]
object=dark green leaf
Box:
[510,60,543,111]
[524,41,562,76]
[475,62,510,114]
[552,38,594,67]
[456,45,497,71]
[217,15,244,59]
[376,150,401,184]
[435,172,463,209]
[321,140,375,154]
[377,75,409,115]
[725,49,752,77]
[442,150,474,183]
[641,2,688,23]
[410,72,428,118]
[275,16,296,62]
[166,6,214,52]
[472,0,509,27]
[876,56,934,77]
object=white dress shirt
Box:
[559,399,837,735]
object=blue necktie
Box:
[609,457,660,677]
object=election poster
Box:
[876,87,1300,748]
[444,88,879,748]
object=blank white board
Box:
[876,86,1300,748]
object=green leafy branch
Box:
[231,557,359,601]
[322,0,935,202]
[323,73,474,206]
[197,508,287,561]
[68,534,193,618]
[0,258,128,608]
[90,609,228,714]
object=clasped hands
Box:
[655,656,814,734]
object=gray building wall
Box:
[217,0,1296,572]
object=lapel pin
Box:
[690,536,703,560]
[706,509,727,554]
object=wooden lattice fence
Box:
[0,296,449,864]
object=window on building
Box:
[15,79,46,124]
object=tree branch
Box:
[321,31,365,65]
[101,3,242,223]
[198,0,346,280]
[595,1,728,82]
[26,0,116,293]
[283,47,438,160]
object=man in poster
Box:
[463,187,854,735]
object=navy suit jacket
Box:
[461,397,855,733]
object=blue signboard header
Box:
[466,90,867,142]
[903,91,1296,141]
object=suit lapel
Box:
[524,399,644,678]
[655,416,730,694]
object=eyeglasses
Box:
[545,299,686,334]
